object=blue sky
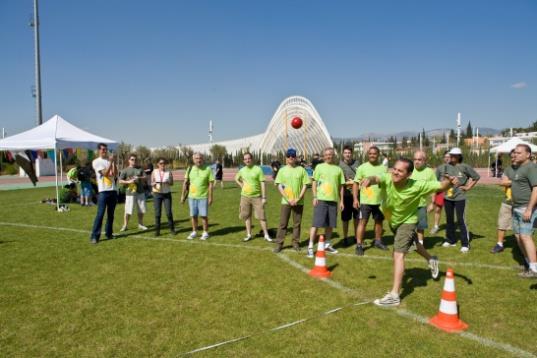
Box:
[1,0,536,146]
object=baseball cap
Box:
[286,148,297,157]
[449,147,462,155]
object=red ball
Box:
[291,117,303,129]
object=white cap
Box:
[449,147,462,155]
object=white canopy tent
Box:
[0,115,118,210]
[488,137,537,177]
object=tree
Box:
[466,121,473,138]
[209,144,227,161]
[135,145,151,163]
[116,141,133,168]
[180,146,194,164]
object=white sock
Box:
[529,263,537,273]
[497,242,503,247]
[418,240,424,245]
[308,241,314,249]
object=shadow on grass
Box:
[400,269,473,300]
[530,284,537,290]
[211,225,246,236]
[503,235,528,268]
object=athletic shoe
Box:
[187,232,197,240]
[119,225,127,232]
[90,238,98,245]
[324,243,338,254]
[460,246,470,254]
[355,244,364,256]
[373,240,388,251]
[518,270,537,279]
[273,244,283,253]
[442,241,456,247]
[243,235,253,242]
[429,256,439,279]
[264,235,273,242]
[307,247,314,258]
[200,232,209,241]
[430,225,440,234]
[490,244,504,254]
[138,224,148,231]
[373,292,400,307]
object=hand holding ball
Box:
[291,117,303,129]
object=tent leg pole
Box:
[59,150,63,184]
[54,147,59,211]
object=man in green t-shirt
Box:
[273,148,311,253]
[307,147,345,258]
[119,154,147,232]
[181,153,215,240]
[440,147,480,253]
[511,144,537,278]
[234,152,272,242]
[491,150,516,254]
[352,146,388,256]
[410,151,437,246]
[361,158,458,306]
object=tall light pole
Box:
[456,112,461,146]
[208,120,213,144]
[30,0,43,125]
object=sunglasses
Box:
[158,162,165,165]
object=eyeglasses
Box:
[129,158,136,161]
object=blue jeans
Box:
[91,191,117,241]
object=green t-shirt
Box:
[410,167,437,207]
[511,162,537,208]
[119,167,145,195]
[379,174,442,228]
[235,165,265,198]
[186,165,215,199]
[502,165,516,205]
[354,162,387,205]
[313,163,345,202]
[275,165,311,205]
[442,163,480,201]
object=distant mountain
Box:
[333,127,500,142]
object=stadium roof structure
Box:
[187,95,333,156]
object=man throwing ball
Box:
[360,158,458,306]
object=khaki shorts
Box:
[497,202,512,231]
[239,196,266,221]
[392,223,417,253]
[125,193,146,215]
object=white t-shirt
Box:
[93,157,117,192]
[152,169,172,194]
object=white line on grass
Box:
[0,221,522,272]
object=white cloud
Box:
[511,82,528,89]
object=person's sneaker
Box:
[307,247,314,258]
[490,244,504,254]
[90,238,98,245]
[243,235,253,242]
[518,270,537,279]
[442,241,456,247]
[120,225,127,232]
[429,256,440,279]
[430,225,440,234]
[200,232,209,241]
[187,232,197,240]
[373,240,388,250]
[273,244,283,253]
[355,244,364,256]
[373,292,400,307]
[264,234,273,242]
[460,246,470,254]
[324,242,338,254]
[138,224,148,231]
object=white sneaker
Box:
[429,256,439,279]
[138,224,148,231]
[120,225,127,232]
[324,242,338,254]
[200,232,209,241]
[460,246,470,253]
[442,241,456,247]
[243,235,253,242]
[430,226,439,234]
[373,292,400,307]
[187,231,197,240]
[264,234,273,242]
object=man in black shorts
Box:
[339,145,359,246]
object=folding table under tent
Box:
[488,137,537,177]
[0,115,118,210]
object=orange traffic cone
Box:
[429,268,468,333]
[309,235,332,278]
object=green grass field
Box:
[1,184,536,357]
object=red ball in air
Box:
[291,117,303,129]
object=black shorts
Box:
[341,195,359,222]
[312,200,337,228]
[360,204,384,222]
